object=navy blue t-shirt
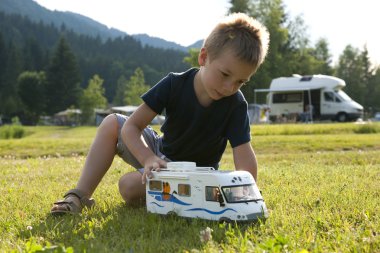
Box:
[141,68,251,169]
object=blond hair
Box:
[203,13,269,71]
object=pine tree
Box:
[0,33,7,116]
[45,36,81,114]
[1,42,23,116]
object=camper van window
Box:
[324,92,335,102]
[178,184,191,197]
[222,184,260,203]
[273,93,302,103]
[149,180,163,191]
[300,76,313,81]
[205,186,221,202]
[336,90,352,101]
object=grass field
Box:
[0,123,379,252]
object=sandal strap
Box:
[53,200,81,213]
[53,200,71,205]
[64,188,87,199]
[64,189,95,209]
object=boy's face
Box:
[198,48,255,100]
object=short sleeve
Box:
[225,101,251,148]
[141,73,173,114]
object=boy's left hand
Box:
[142,156,167,184]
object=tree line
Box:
[0,11,188,125]
[1,0,379,125]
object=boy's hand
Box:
[142,156,167,184]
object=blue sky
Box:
[33,0,379,66]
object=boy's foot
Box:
[51,189,95,215]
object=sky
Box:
[33,0,380,66]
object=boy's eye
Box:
[221,71,229,77]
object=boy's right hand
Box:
[142,156,167,184]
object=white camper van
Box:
[257,75,363,122]
[146,162,268,223]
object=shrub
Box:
[0,125,26,139]
[354,124,380,134]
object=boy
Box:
[51,13,269,214]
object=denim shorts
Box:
[114,113,170,172]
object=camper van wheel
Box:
[167,211,177,217]
[219,217,232,224]
[336,112,347,122]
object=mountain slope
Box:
[0,0,126,39]
[0,0,201,51]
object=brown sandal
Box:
[51,189,95,215]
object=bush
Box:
[0,125,26,139]
[354,123,380,134]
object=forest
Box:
[0,0,379,125]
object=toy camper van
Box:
[146,162,268,223]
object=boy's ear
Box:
[198,47,207,66]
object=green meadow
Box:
[0,123,379,252]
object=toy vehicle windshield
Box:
[222,184,262,203]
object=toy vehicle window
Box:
[205,186,221,202]
[178,184,191,196]
[222,184,260,203]
[149,180,162,191]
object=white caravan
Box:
[146,162,268,223]
[256,75,363,122]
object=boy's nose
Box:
[223,81,235,93]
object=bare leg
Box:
[75,114,119,197]
[51,114,119,212]
[118,171,146,206]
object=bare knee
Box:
[118,172,145,206]
[97,114,119,138]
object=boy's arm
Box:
[121,103,167,183]
[232,142,258,182]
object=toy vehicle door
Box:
[205,186,225,207]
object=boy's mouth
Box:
[214,90,225,98]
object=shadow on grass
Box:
[18,204,197,252]
[19,203,265,252]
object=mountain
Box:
[134,34,196,51]
[188,39,204,49]
[0,0,125,39]
[133,34,203,51]
[0,0,202,51]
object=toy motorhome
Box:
[146,162,268,223]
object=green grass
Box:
[0,123,379,252]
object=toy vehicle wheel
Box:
[219,217,232,224]
[167,211,177,217]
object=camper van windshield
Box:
[222,184,261,203]
[336,90,352,101]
